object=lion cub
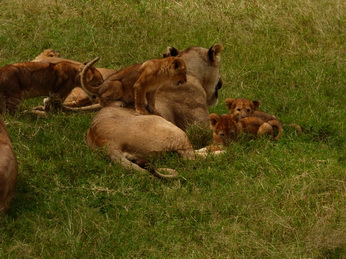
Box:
[210,112,277,143]
[81,57,187,115]
[225,98,302,138]
[196,112,275,156]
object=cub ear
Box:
[225,98,235,110]
[172,58,185,69]
[209,113,220,126]
[252,100,260,110]
[163,47,180,57]
[208,43,223,63]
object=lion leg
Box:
[134,84,149,115]
[108,149,148,173]
[177,148,196,160]
[5,96,21,114]
[108,149,178,179]
[257,123,274,137]
[146,91,161,116]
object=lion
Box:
[0,119,18,212]
[32,49,116,79]
[32,49,117,108]
[156,43,223,130]
[0,59,103,113]
[86,104,196,179]
[225,97,302,138]
[81,56,187,115]
[35,44,223,127]
[195,111,279,156]
[210,112,280,140]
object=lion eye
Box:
[246,109,251,112]
[236,108,241,111]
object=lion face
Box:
[163,44,223,106]
[209,113,239,145]
[225,98,260,119]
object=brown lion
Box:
[156,44,223,130]
[81,57,187,115]
[225,97,302,138]
[32,49,116,79]
[209,112,279,141]
[87,104,196,179]
[0,119,18,212]
[32,49,117,108]
[0,59,103,113]
[196,112,279,156]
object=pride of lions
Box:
[0,43,301,212]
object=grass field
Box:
[0,0,345,257]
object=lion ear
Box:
[253,100,260,110]
[163,47,180,57]
[173,58,185,69]
[225,98,235,110]
[208,43,223,63]
[209,113,220,126]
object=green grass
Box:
[0,0,345,257]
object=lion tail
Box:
[284,123,302,133]
[106,147,179,180]
[80,57,101,100]
[267,120,284,140]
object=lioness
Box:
[0,59,103,113]
[32,49,117,108]
[225,97,302,138]
[81,57,187,115]
[87,104,195,179]
[0,119,18,212]
[156,44,223,130]
[32,49,116,79]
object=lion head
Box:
[209,113,240,145]
[225,98,260,118]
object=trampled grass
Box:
[0,0,345,257]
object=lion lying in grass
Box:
[87,104,196,179]
[81,56,187,115]
[0,119,18,212]
[225,97,302,139]
[32,49,117,108]
[0,59,103,113]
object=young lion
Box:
[0,119,18,212]
[208,112,278,144]
[195,112,275,156]
[225,97,302,138]
[0,60,103,113]
[81,56,187,115]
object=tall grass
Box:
[0,0,345,257]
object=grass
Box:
[0,0,345,257]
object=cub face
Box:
[225,98,260,118]
[209,113,239,145]
[168,57,187,86]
